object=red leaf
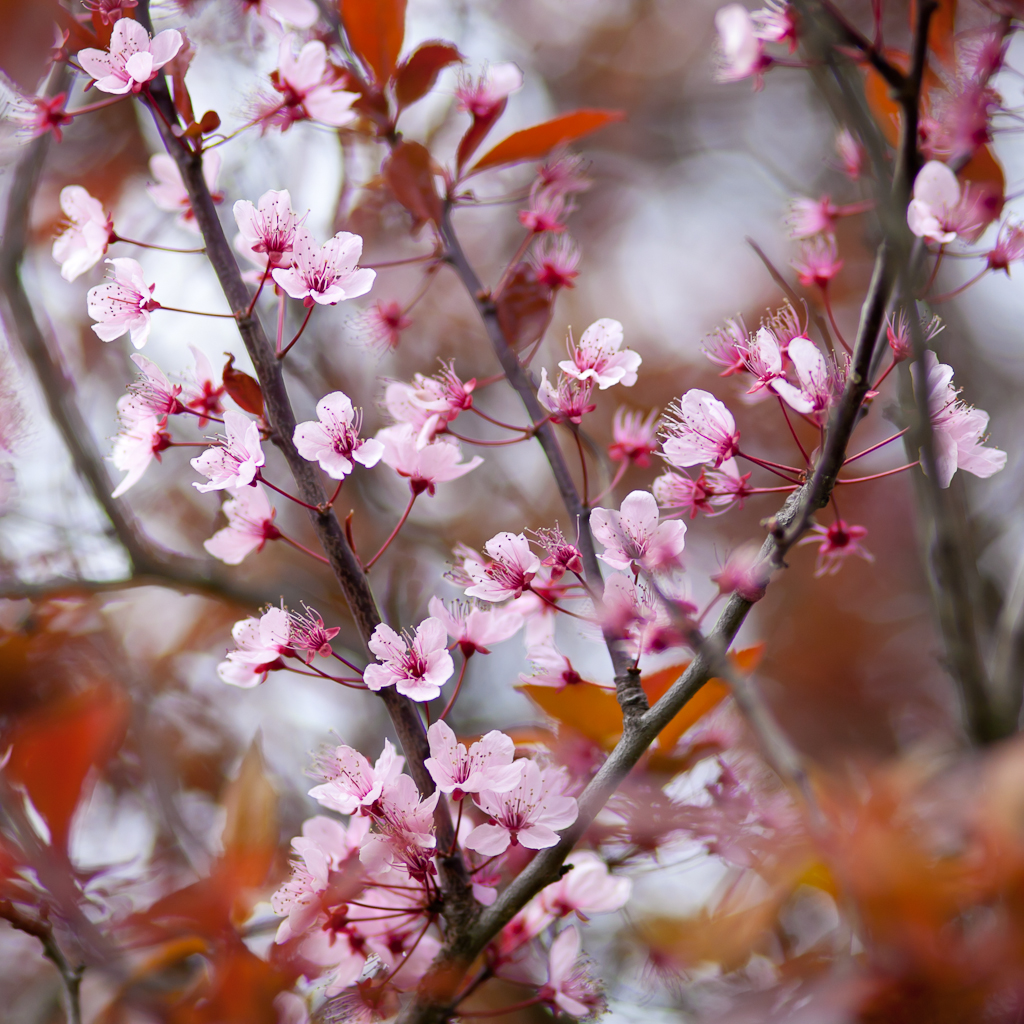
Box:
[383,140,443,229]
[470,108,625,174]
[5,685,129,853]
[222,355,264,417]
[394,41,463,109]
[339,0,407,85]
[456,101,507,174]
[495,265,554,348]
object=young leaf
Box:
[222,354,264,417]
[470,109,625,174]
[394,41,463,109]
[383,140,443,229]
[339,0,407,85]
[495,264,554,348]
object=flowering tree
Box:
[1,0,1024,1022]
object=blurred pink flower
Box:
[204,484,279,564]
[424,720,524,798]
[87,257,158,348]
[52,186,112,281]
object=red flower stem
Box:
[67,94,129,116]
[158,304,237,318]
[402,266,441,317]
[439,655,471,722]
[528,586,592,622]
[379,916,435,989]
[749,485,800,493]
[836,199,877,216]
[364,493,418,570]
[457,998,545,1017]
[519,335,546,369]
[922,245,945,294]
[573,428,589,506]
[257,472,322,511]
[448,800,466,856]
[278,304,314,359]
[491,232,535,300]
[735,449,802,474]
[822,289,851,354]
[735,450,803,484]
[444,428,528,447]
[112,234,206,254]
[245,264,271,317]
[325,478,344,506]
[843,427,908,464]
[279,662,368,688]
[177,406,224,424]
[589,460,629,505]
[275,290,286,356]
[927,267,989,303]
[364,252,437,269]
[836,460,919,483]
[165,441,211,447]
[330,650,365,675]
[776,395,811,465]
[469,854,502,875]
[278,532,332,565]
[470,406,531,432]
[872,357,899,391]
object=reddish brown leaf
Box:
[456,101,507,173]
[470,108,625,174]
[394,41,463,109]
[339,0,407,85]
[495,265,553,348]
[222,355,264,417]
[383,140,443,229]
[5,684,129,852]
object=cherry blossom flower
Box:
[591,490,687,572]
[886,309,943,363]
[537,369,596,425]
[204,484,280,564]
[906,161,991,243]
[662,389,740,468]
[705,458,754,514]
[711,543,768,601]
[464,761,578,855]
[27,92,74,143]
[273,992,310,1024]
[518,628,584,689]
[608,407,659,468]
[234,189,305,270]
[531,234,581,290]
[753,0,798,50]
[791,234,843,288]
[771,336,834,422]
[987,219,1024,274]
[87,258,158,348]
[272,228,375,307]
[384,364,475,447]
[146,153,223,232]
[84,0,138,24]
[798,519,874,577]
[424,721,524,799]
[536,851,632,920]
[558,318,641,390]
[786,195,840,239]
[703,316,750,376]
[455,62,523,118]
[742,326,786,394]
[653,469,712,518]
[52,186,112,281]
[426,596,522,656]
[464,532,541,602]
[307,740,404,815]
[261,36,359,131]
[535,151,591,200]
[540,926,604,1019]
[533,525,585,582]
[835,128,864,180]
[244,0,319,28]
[183,347,226,426]
[289,605,341,662]
[376,425,482,494]
[191,410,266,492]
[363,618,454,702]
[78,18,183,94]
[110,409,169,498]
[912,351,1007,487]
[293,391,383,480]
[357,301,412,353]
[715,4,771,88]
[519,189,571,234]
[217,606,290,687]
[122,353,183,420]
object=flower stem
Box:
[589,460,628,505]
[843,428,908,465]
[112,234,206,254]
[491,232,535,300]
[439,655,471,721]
[257,472,322,511]
[278,532,332,564]
[776,395,811,465]
[364,493,418,570]
[822,289,851,354]
[278,304,314,359]
[927,267,989,303]
[837,460,919,483]
[158,304,237,318]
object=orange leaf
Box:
[339,0,407,85]
[862,57,907,148]
[470,109,625,173]
[222,355,264,417]
[394,41,463,109]
[383,140,443,229]
[495,265,554,348]
[960,142,1005,196]
[924,0,957,67]
[5,685,129,853]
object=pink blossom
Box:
[652,470,711,519]
[288,605,341,662]
[537,369,596,425]
[537,851,632,920]
[662,389,740,468]
[78,18,183,94]
[714,4,771,88]
[531,234,581,290]
[234,189,305,270]
[307,739,403,815]
[705,458,753,514]
[609,407,659,468]
[464,532,541,602]
[703,316,750,376]
[886,310,944,363]
[424,721,524,799]
[273,992,310,1024]
[534,151,591,200]
[519,189,571,234]
[558,318,641,390]
[293,391,383,480]
[373,773,439,848]
[191,410,266,492]
[244,0,319,28]
[123,353,183,420]
[464,761,578,855]
[383,365,475,447]
[52,186,112,281]
[146,153,223,232]
[591,490,686,572]
[835,128,864,181]
[364,618,454,702]
[110,408,169,498]
[87,258,158,348]
[83,1,138,27]
[534,526,585,582]
[217,606,290,687]
[771,336,833,421]
[742,326,786,394]
[204,483,280,564]
[272,227,375,306]
[456,62,523,118]
[791,234,843,288]
[913,351,1007,487]
[987,219,1024,274]
[426,596,522,656]
[27,93,74,143]
[711,543,768,601]
[798,519,874,577]
[906,161,985,244]
[540,926,604,1018]
[518,631,585,690]
[376,425,482,495]
[262,35,359,131]
[357,300,412,353]
[183,347,226,426]
[786,195,840,239]
[752,0,798,49]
